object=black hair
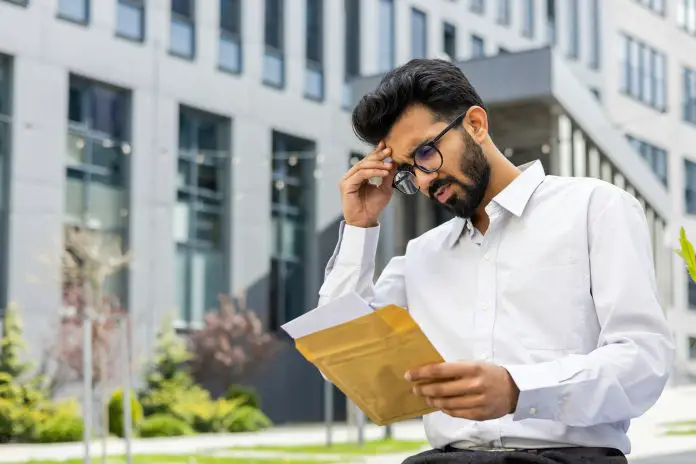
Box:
[351,59,486,146]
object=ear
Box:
[463,106,489,144]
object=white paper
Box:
[281,292,373,339]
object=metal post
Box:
[380,202,396,441]
[121,319,133,464]
[324,380,333,447]
[83,317,93,464]
[356,407,365,446]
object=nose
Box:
[414,169,438,196]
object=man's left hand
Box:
[405,361,520,421]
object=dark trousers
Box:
[401,446,628,464]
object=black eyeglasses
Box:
[392,112,467,195]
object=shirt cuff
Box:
[504,362,569,422]
[334,222,381,267]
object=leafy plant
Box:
[225,384,261,409]
[144,313,192,392]
[138,414,194,438]
[677,227,696,283]
[189,294,280,394]
[0,304,32,380]
[225,405,272,433]
[108,389,143,438]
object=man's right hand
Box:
[340,141,396,228]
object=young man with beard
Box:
[317,59,675,463]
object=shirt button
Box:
[529,407,537,415]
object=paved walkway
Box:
[0,385,693,463]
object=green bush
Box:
[138,414,194,438]
[108,389,143,438]
[225,405,272,433]
[224,384,261,409]
[0,398,41,443]
[33,414,83,443]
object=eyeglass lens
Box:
[414,144,443,172]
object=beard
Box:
[428,130,490,219]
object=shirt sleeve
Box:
[314,221,408,382]
[318,221,407,310]
[504,188,675,427]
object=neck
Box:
[471,149,521,233]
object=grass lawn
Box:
[660,419,696,436]
[232,438,428,455]
[26,458,333,464]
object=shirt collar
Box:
[444,160,546,248]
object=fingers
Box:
[413,377,485,399]
[426,393,486,411]
[365,141,392,162]
[405,361,481,382]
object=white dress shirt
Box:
[317,160,674,454]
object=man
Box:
[317,59,675,463]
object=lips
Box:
[435,184,453,204]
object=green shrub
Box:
[0,398,41,443]
[224,384,261,409]
[225,405,272,433]
[138,414,194,438]
[108,389,143,438]
[171,396,243,433]
[33,414,83,443]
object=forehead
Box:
[384,105,442,164]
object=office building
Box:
[0,0,693,424]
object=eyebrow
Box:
[406,137,431,160]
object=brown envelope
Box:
[295,304,445,425]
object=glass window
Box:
[65,77,131,305]
[0,57,9,118]
[636,0,666,15]
[343,0,361,108]
[470,0,485,14]
[625,134,668,186]
[411,8,427,59]
[620,33,667,112]
[219,0,241,73]
[497,0,510,25]
[263,0,285,87]
[471,35,485,58]
[2,0,28,7]
[270,131,316,330]
[685,67,696,124]
[176,106,230,324]
[170,0,195,59]
[567,0,579,58]
[546,0,556,45]
[443,23,456,60]
[116,0,144,41]
[58,0,89,23]
[305,0,324,100]
[589,0,600,69]
[378,0,395,72]
[522,0,534,38]
[344,0,361,79]
[685,159,696,214]
[689,337,696,359]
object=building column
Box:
[600,159,613,182]
[588,147,601,178]
[572,129,586,177]
[613,173,626,190]
[558,113,573,177]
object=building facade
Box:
[0,0,693,424]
